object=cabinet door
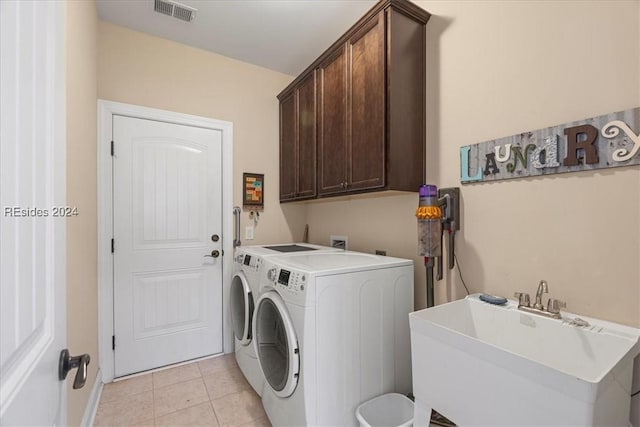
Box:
[318,46,348,195]
[279,92,296,200]
[348,11,385,191]
[296,72,317,199]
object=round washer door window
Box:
[230,272,253,345]
[254,291,299,397]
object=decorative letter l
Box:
[460,146,483,183]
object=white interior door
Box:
[113,116,223,377]
[0,1,67,425]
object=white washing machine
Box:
[253,252,414,426]
[230,244,340,396]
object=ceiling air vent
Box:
[154,0,197,22]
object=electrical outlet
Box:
[245,226,254,240]
[375,250,387,256]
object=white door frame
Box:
[97,100,234,382]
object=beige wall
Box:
[97,22,305,245]
[96,2,639,327]
[66,1,98,425]
[306,1,640,327]
[63,1,638,420]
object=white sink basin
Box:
[410,294,640,426]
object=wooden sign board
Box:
[460,107,640,184]
[243,172,264,210]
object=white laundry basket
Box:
[356,393,414,427]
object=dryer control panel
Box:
[270,267,306,295]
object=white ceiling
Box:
[97,0,377,76]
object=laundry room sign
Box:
[460,107,640,184]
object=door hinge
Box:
[112,335,115,350]
[110,140,114,156]
[111,238,115,253]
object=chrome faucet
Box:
[533,280,548,310]
[514,280,565,319]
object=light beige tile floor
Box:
[94,354,271,427]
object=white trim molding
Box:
[80,369,102,427]
[97,100,234,382]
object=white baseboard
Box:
[81,369,103,427]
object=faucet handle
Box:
[547,298,566,314]
[514,292,530,307]
[537,280,549,293]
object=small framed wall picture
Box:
[243,173,264,210]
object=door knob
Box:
[59,349,90,389]
[204,250,220,258]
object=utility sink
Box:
[410,294,640,426]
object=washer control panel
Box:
[235,253,262,272]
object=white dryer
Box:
[230,244,340,396]
[253,252,414,426]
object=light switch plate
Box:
[245,226,254,240]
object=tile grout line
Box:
[202,366,254,414]
[98,388,153,406]
[101,360,240,425]
[152,363,203,391]
[151,374,156,427]
[207,381,252,402]
[154,377,210,421]
[94,386,155,425]
[153,374,201,391]
[209,400,222,427]
[102,358,261,426]
[203,367,215,402]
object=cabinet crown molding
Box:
[277,0,431,100]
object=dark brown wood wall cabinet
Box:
[346,12,385,194]
[318,46,347,195]
[279,72,317,201]
[278,0,430,202]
